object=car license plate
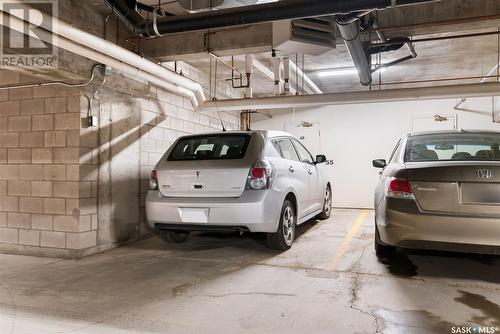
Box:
[179,208,209,223]
[462,183,500,205]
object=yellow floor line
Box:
[327,210,370,271]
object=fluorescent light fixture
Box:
[256,0,279,3]
[316,68,358,77]
[316,66,388,77]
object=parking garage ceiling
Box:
[88,0,500,98]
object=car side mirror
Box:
[372,159,387,168]
[315,155,327,164]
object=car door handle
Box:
[289,166,295,173]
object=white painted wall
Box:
[253,97,500,208]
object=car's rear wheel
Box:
[267,200,296,250]
[375,225,395,258]
[159,230,190,243]
[317,185,332,220]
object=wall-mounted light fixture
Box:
[298,121,314,128]
[434,115,448,122]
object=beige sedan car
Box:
[373,130,500,258]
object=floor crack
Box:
[349,273,381,334]
[347,243,382,334]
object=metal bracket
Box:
[152,8,161,36]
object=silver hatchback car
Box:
[146,130,332,250]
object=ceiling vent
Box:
[176,0,270,12]
[176,0,224,11]
[273,17,336,56]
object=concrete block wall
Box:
[0,58,240,258]
[0,70,86,257]
[0,1,242,258]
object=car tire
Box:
[159,230,190,243]
[267,200,296,251]
[375,225,395,258]
[316,185,332,220]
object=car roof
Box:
[255,130,294,139]
[177,130,294,139]
[409,129,500,137]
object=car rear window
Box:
[168,134,251,161]
[405,133,500,162]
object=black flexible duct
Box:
[106,0,145,33]
[104,0,437,37]
[366,37,410,55]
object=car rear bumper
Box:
[378,204,500,254]
[145,190,283,233]
[154,223,250,233]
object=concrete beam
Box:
[376,0,500,38]
[200,82,500,112]
[141,23,272,61]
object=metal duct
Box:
[105,0,437,37]
[335,12,417,86]
[335,15,372,86]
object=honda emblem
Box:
[477,168,493,179]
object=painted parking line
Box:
[327,210,370,271]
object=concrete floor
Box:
[0,209,499,334]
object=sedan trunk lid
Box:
[406,162,500,217]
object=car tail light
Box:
[246,158,275,190]
[149,169,158,190]
[387,178,414,200]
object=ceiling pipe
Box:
[335,15,373,86]
[253,58,297,95]
[245,54,253,98]
[105,0,438,37]
[283,57,291,95]
[0,0,205,107]
[252,58,275,83]
[0,11,200,107]
[273,57,282,96]
[199,83,500,112]
[289,61,323,94]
